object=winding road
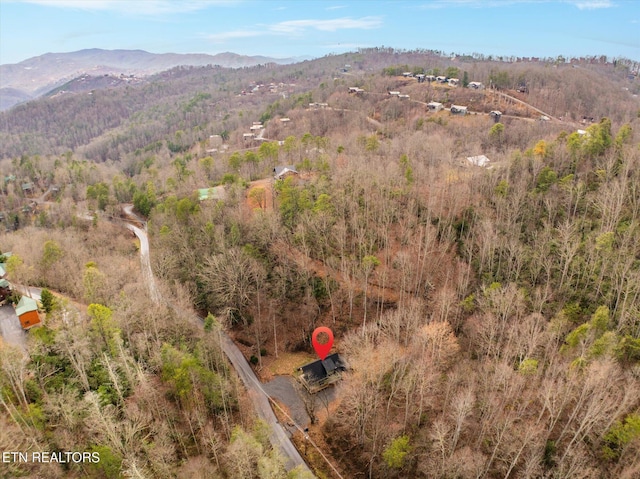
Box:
[123,206,313,475]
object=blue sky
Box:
[1,0,638,65]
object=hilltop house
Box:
[15,296,41,329]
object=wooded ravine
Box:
[1,49,639,478]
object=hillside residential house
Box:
[15,296,41,329]
[427,101,444,112]
[297,353,347,393]
[467,155,491,167]
[468,81,485,89]
[273,165,298,180]
[451,105,468,115]
[0,279,10,301]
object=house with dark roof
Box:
[273,165,298,180]
[296,353,346,393]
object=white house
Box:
[467,155,491,167]
[427,102,444,112]
[451,105,468,115]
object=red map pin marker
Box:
[312,326,334,361]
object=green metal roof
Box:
[15,296,38,316]
[198,185,225,201]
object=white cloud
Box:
[568,0,614,9]
[326,5,347,10]
[270,16,382,34]
[418,0,615,9]
[18,0,239,15]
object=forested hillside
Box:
[1,49,639,478]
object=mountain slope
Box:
[0,48,297,110]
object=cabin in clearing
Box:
[296,353,346,393]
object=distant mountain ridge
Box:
[0,48,298,111]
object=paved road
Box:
[218,333,311,471]
[125,223,161,304]
[123,208,313,474]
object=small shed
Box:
[273,165,299,180]
[388,91,400,96]
[489,110,502,122]
[448,78,460,87]
[15,296,41,330]
[451,105,468,115]
[468,81,484,89]
[427,101,444,112]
